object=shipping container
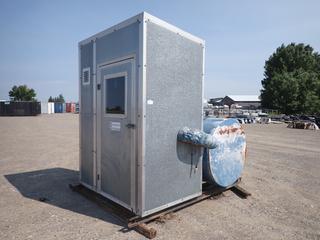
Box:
[48,102,54,114]
[79,12,204,217]
[41,102,48,114]
[0,101,41,116]
[66,103,72,112]
[66,103,76,113]
[54,102,63,113]
[71,103,76,113]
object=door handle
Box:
[126,123,135,129]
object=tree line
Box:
[8,85,65,103]
[260,43,320,115]
[48,94,65,103]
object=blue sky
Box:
[0,0,319,101]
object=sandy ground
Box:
[0,114,319,240]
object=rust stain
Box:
[240,125,245,135]
[218,126,244,135]
[244,144,248,160]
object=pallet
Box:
[69,181,250,239]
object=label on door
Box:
[110,122,121,131]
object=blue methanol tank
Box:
[202,118,246,187]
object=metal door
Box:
[97,57,136,210]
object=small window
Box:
[82,68,90,85]
[105,75,125,115]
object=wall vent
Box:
[82,68,90,85]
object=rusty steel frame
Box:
[69,180,250,239]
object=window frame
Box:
[82,67,91,85]
[103,72,127,118]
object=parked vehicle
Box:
[237,118,245,124]
[259,117,271,124]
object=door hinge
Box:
[97,174,100,180]
[97,84,101,90]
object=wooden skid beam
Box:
[231,185,252,199]
[135,224,157,239]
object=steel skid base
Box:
[69,180,251,239]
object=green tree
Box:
[49,94,65,103]
[57,94,65,103]
[9,85,37,101]
[260,43,320,114]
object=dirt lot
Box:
[0,114,319,240]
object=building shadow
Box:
[4,167,123,227]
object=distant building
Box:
[208,97,224,107]
[221,95,261,109]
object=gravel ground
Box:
[0,114,319,240]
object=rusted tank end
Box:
[203,118,246,187]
